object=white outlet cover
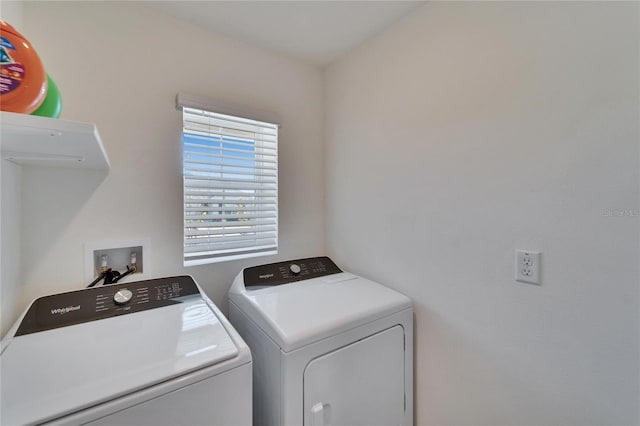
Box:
[515,250,541,285]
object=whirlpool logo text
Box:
[50,305,81,315]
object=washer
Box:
[1,276,251,426]
[228,256,413,426]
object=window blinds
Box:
[182,107,278,266]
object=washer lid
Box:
[1,277,239,426]
[230,272,412,352]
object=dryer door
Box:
[303,325,405,426]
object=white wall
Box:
[0,0,24,337]
[9,1,324,324]
[325,2,639,425]
[1,161,22,337]
[0,1,22,28]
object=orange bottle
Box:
[0,20,47,114]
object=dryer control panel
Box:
[243,256,342,288]
[14,276,200,336]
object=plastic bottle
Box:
[0,20,47,114]
[32,74,62,118]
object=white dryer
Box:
[228,257,413,426]
[1,276,252,426]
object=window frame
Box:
[178,94,279,266]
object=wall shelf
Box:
[1,112,110,170]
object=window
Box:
[181,102,278,266]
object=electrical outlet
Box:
[515,250,541,285]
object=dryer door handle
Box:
[310,402,331,425]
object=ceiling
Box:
[145,1,426,67]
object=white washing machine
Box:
[228,257,413,426]
[1,276,252,426]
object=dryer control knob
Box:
[289,264,301,275]
[114,289,133,305]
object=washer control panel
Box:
[243,256,342,288]
[15,276,200,336]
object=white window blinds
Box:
[182,106,278,266]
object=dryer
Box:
[228,256,413,426]
[1,276,252,426]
